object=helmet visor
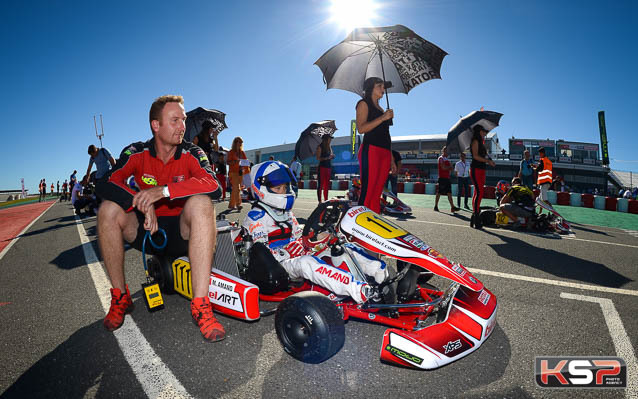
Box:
[263,166,294,187]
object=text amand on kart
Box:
[146,200,497,369]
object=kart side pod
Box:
[380,286,498,369]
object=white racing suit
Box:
[242,205,388,303]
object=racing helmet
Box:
[496,180,510,196]
[352,177,361,188]
[250,161,297,211]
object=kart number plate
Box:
[495,212,509,225]
[355,212,407,239]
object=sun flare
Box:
[330,0,379,33]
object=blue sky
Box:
[1,0,636,193]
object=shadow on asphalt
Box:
[43,215,77,223]
[259,323,511,397]
[1,222,79,242]
[484,230,632,288]
[0,321,144,398]
[571,223,610,236]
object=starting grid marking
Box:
[622,229,638,238]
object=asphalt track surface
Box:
[1,194,637,398]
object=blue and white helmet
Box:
[250,161,297,211]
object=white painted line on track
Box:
[560,293,637,398]
[468,268,638,297]
[295,206,638,249]
[74,216,192,399]
[0,201,56,261]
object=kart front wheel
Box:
[275,291,345,364]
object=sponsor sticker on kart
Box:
[451,263,466,277]
[443,339,462,355]
[354,211,407,239]
[209,276,244,313]
[478,289,491,305]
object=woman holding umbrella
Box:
[315,135,334,202]
[470,125,495,229]
[192,120,215,159]
[355,77,395,213]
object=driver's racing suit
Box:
[241,205,388,303]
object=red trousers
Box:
[470,167,486,214]
[318,166,331,202]
[358,144,391,214]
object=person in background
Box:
[61,180,68,201]
[70,170,77,191]
[499,177,535,229]
[470,125,495,229]
[290,155,302,195]
[192,120,214,159]
[533,147,552,204]
[50,182,54,195]
[38,179,44,202]
[518,150,534,189]
[434,146,459,213]
[86,145,116,184]
[355,77,395,213]
[227,136,248,211]
[455,152,470,209]
[315,135,334,202]
[385,150,401,196]
[57,181,60,195]
[214,150,227,201]
[71,175,98,216]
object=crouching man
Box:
[499,177,535,228]
[96,95,225,341]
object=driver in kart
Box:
[242,161,388,303]
[499,177,535,228]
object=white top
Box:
[71,182,82,205]
[290,161,302,179]
[455,160,469,178]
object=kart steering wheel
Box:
[302,200,349,239]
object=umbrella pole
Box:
[376,43,390,110]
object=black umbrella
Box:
[446,110,503,154]
[184,107,228,142]
[314,25,447,109]
[294,121,338,161]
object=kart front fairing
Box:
[339,206,483,292]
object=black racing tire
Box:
[275,291,345,364]
[147,255,175,294]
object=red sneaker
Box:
[191,297,226,342]
[104,285,134,331]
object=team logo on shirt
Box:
[141,174,158,186]
[173,175,185,182]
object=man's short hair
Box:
[511,177,522,185]
[149,95,184,134]
[538,147,545,154]
[88,144,97,155]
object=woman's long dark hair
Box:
[197,120,213,143]
[319,135,332,157]
[363,77,383,104]
[471,125,487,158]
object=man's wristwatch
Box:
[162,185,170,198]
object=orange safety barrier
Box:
[581,194,594,208]
[557,192,570,205]
[628,200,638,214]
[397,182,404,193]
[413,182,425,194]
[605,197,617,211]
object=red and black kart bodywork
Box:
[160,202,497,370]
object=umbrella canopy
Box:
[294,120,338,162]
[446,110,503,154]
[314,25,447,102]
[184,107,228,142]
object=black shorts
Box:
[438,178,451,195]
[129,211,189,256]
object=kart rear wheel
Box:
[275,291,344,364]
[147,255,175,294]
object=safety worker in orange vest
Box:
[533,147,553,203]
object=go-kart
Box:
[147,200,497,369]
[346,179,412,216]
[480,197,571,234]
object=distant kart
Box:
[148,200,497,369]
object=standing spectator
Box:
[86,145,116,184]
[455,152,470,209]
[290,155,302,195]
[70,170,77,190]
[42,179,47,199]
[518,150,534,189]
[227,137,248,211]
[385,150,401,196]
[57,181,60,195]
[50,182,54,195]
[38,179,44,202]
[434,146,459,213]
[61,180,68,201]
[533,147,552,204]
[315,135,334,202]
[355,77,395,213]
[470,125,495,229]
[192,120,214,159]
[214,150,227,201]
